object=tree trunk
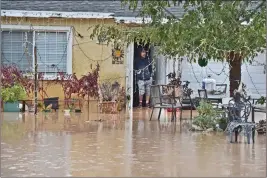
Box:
[229,52,242,97]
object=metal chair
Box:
[198,89,208,99]
[181,88,195,120]
[215,84,227,95]
[149,85,183,122]
[227,93,256,144]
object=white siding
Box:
[153,49,266,99]
[180,52,266,98]
[154,54,167,85]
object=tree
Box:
[91,0,266,96]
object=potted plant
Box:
[256,120,266,134]
[166,73,191,112]
[1,84,27,112]
[98,81,122,113]
[37,103,53,112]
[256,96,266,105]
[63,98,82,113]
[66,99,75,112]
[116,87,126,111]
[73,98,82,113]
[55,64,100,113]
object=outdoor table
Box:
[194,96,223,105]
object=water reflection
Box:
[1,111,266,177]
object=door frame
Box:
[125,43,134,112]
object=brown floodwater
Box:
[1,109,266,177]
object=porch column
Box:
[123,117,133,176]
[125,43,134,120]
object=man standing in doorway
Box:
[135,48,152,107]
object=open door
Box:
[133,43,153,107]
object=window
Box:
[1,31,33,72]
[36,32,68,74]
[1,25,72,79]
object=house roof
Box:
[2,0,186,19]
[2,1,261,23]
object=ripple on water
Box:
[1,114,266,177]
[1,154,13,158]
[9,167,16,170]
[17,169,25,172]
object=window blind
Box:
[36,31,68,75]
[1,31,33,72]
[1,30,68,76]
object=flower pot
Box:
[257,129,266,134]
[43,109,51,112]
[64,109,71,115]
[219,122,227,131]
[3,102,20,112]
[99,101,118,114]
[167,108,180,112]
[75,109,82,113]
[44,97,59,111]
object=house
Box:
[0,1,180,104]
[155,53,266,99]
[1,1,265,107]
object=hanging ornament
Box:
[112,46,124,64]
[198,57,208,67]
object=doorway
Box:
[132,42,153,107]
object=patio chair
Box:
[149,85,183,122]
[181,88,195,120]
[198,89,208,99]
[215,84,227,95]
[227,95,256,144]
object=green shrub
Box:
[193,100,226,130]
[193,115,217,130]
[1,84,27,103]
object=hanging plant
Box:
[198,58,208,67]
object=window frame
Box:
[1,24,73,80]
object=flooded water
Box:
[1,109,266,177]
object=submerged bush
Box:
[192,100,227,131]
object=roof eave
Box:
[114,17,170,24]
[1,10,115,19]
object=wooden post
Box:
[22,100,26,112]
[265,0,267,121]
[87,94,90,120]
[34,46,38,115]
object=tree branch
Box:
[239,1,265,23]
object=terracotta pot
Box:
[99,101,118,114]
[167,108,180,112]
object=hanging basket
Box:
[198,58,208,67]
